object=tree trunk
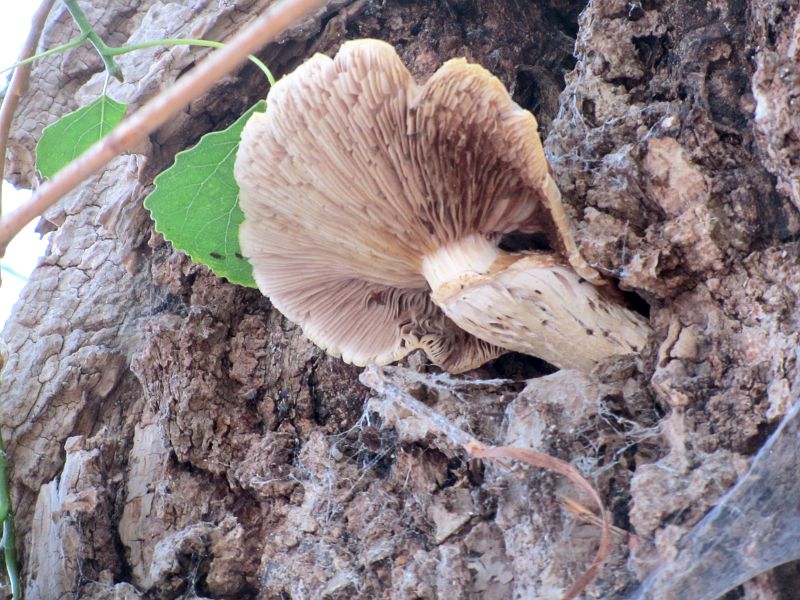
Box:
[2,0,799,598]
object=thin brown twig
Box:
[0,0,58,214]
[0,6,56,594]
[562,495,627,538]
[468,442,612,600]
[361,366,611,600]
[0,0,327,257]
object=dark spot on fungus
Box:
[586,329,594,336]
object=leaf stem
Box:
[0,444,8,525]
[1,518,19,600]
[0,338,18,599]
[105,38,275,85]
[63,0,124,82]
[0,34,88,76]
[1,36,276,87]
[58,3,276,86]
[0,435,18,600]
[0,265,28,282]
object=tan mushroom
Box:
[234,39,651,373]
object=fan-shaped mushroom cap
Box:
[235,39,636,372]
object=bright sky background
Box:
[1,1,52,327]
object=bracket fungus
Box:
[235,39,651,373]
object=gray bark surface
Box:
[2,0,799,598]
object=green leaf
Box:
[36,94,127,178]
[143,101,266,288]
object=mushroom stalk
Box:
[421,234,499,292]
[423,241,650,372]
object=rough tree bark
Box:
[2,0,799,598]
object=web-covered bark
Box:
[2,0,799,598]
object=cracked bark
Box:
[2,0,799,598]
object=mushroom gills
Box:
[424,241,650,372]
[235,39,650,373]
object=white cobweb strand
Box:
[360,365,485,451]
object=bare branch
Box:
[0,0,327,257]
[0,0,58,213]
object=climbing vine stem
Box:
[62,0,124,80]
[107,38,275,85]
[0,0,323,256]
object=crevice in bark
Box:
[4,0,800,598]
